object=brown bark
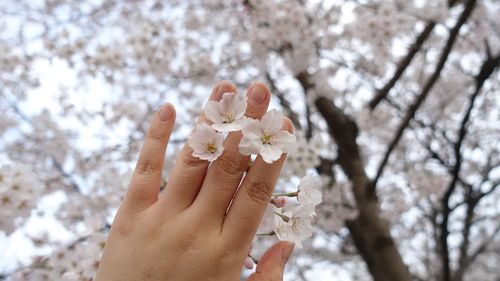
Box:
[315,96,411,281]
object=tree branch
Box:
[314,96,412,281]
[439,41,498,281]
[368,21,436,110]
[296,71,314,139]
[372,0,478,189]
[265,71,302,129]
[454,190,479,281]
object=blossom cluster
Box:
[189,92,296,164]
[243,174,323,269]
[244,0,317,74]
[10,232,106,281]
[272,175,322,247]
[0,165,43,234]
[282,131,324,180]
[344,2,413,60]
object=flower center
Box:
[206,142,217,153]
[261,132,274,144]
[291,217,304,231]
[223,112,235,123]
[302,187,311,196]
[276,223,289,237]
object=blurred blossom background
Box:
[0,0,499,280]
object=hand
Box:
[95,81,295,281]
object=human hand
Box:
[95,81,295,281]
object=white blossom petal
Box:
[204,100,224,123]
[260,144,283,163]
[273,131,297,153]
[212,122,241,132]
[260,109,283,133]
[239,136,262,156]
[241,118,262,137]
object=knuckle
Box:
[215,153,248,175]
[111,218,134,238]
[245,179,273,205]
[136,158,161,176]
[180,148,207,167]
[146,126,167,142]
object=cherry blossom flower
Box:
[188,123,224,161]
[239,109,296,163]
[204,92,248,132]
[274,205,314,248]
[297,174,323,214]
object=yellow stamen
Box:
[206,143,217,153]
[224,112,235,123]
[261,133,273,144]
[292,217,304,231]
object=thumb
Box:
[247,241,295,281]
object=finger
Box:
[158,81,237,212]
[223,118,293,246]
[246,241,294,281]
[192,82,270,223]
[124,103,176,211]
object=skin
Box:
[95,81,295,281]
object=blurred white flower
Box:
[239,109,296,163]
[297,174,323,214]
[257,203,277,234]
[274,205,314,248]
[188,123,224,161]
[204,92,248,132]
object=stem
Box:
[256,231,276,237]
[248,254,259,264]
[274,212,290,222]
[272,191,298,197]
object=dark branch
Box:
[439,40,498,281]
[51,157,82,192]
[369,21,436,110]
[455,191,479,281]
[265,71,303,129]
[296,71,314,139]
[372,0,478,190]
[369,0,463,110]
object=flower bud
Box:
[272,196,288,208]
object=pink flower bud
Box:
[244,257,254,270]
[272,196,288,208]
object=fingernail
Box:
[248,82,268,105]
[281,242,295,263]
[213,80,235,100]
[159,103,174,121]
